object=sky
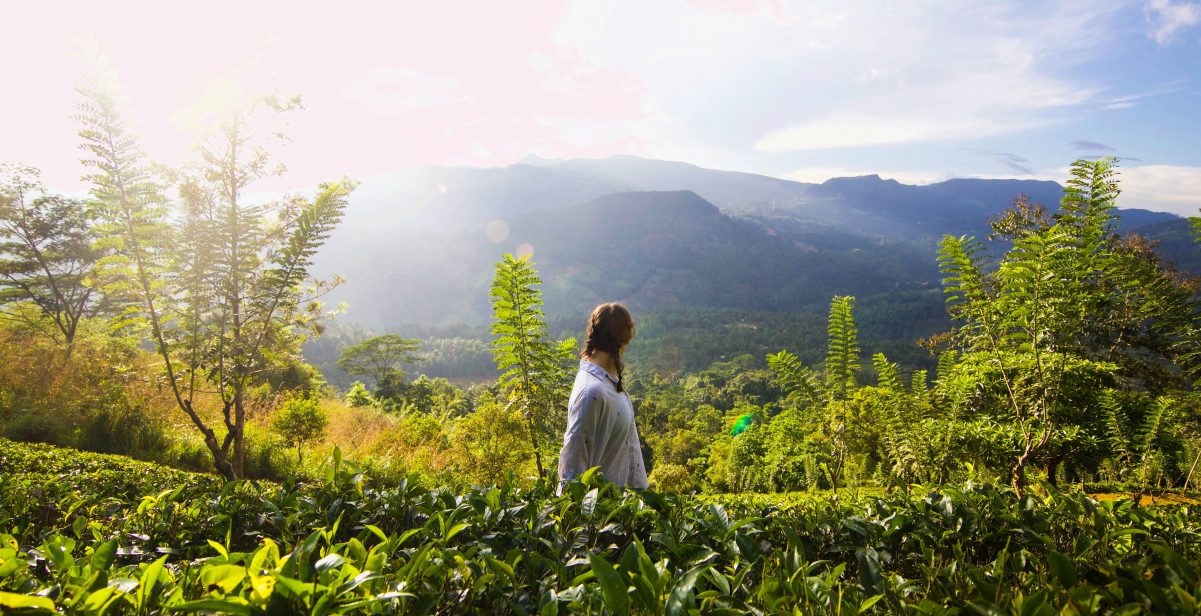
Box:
[2,0,1200,214]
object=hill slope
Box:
[313,156,1185,329]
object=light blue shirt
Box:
[558,360,649,489]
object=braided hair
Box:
[581,302,635,392]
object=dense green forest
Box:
[4,73,1201,613]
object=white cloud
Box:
[557,1,1148,154]
[1118,164,1201,215]
[557,0,1131,153]
[750,2,1112,151]
[468,143,494,161]
[1146,0,1201,45]
[528,52,554,72]
[758,112,1051,152]
[340,67,466,114]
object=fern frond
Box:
[872,352,903,393]
[1099,389,1128,460]
[1137,396,1171,457]
[824,295,860,400]
[935,351,958,385]
[767,350,823,407]
[910,370,928,396]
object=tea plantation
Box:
[3,440,1201,614]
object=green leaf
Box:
[137,555,170,609]
[199,564,247,594]
[859,594,885,613]
[0,591,56,611]
[1046,551,1076,587]
[91,538,118,571]
[206,539,229,559]
[168,599,254,614]
[589,554,629,615]
[856,546,883,594]
[582,488,599,518]
[666,565,707,616]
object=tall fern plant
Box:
[938,158,1132,495]
[1102,391,1173,501]
[489,254,575,479]
[768,295,862,493]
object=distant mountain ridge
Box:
[311,156,1188,329]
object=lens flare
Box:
[486,220,509,243]
[731,413,754,436]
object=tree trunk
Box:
[527,403,544,479]
[1010,459,1026,498]
[1044,456,1060,488]
[203,432,236,480]
[1184,447,1201,490]
[233,386,246,479]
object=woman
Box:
[557,302,649,489]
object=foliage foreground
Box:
[3,441,1201,614]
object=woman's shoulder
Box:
[574,377,609,399]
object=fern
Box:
[489,253,575,478]
[910,370,928,397]
[766,350,823,407]
[1136,397,1170,459]
[935,351,958,385]
[824,296,860,400]
[872,353,903,393]
[254,180,351,319]
[1099,389,1128,461]
[938,236,988,310]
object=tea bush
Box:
[2,439,1201,614]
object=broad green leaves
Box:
[7,439,1201,614]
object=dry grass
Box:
[1091,491,1201,506]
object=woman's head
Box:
[582,302,634,391]
[582,302,634,357]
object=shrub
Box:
[648,462,697,492]
[242,428,299,480]
[449,399,535,486]
[272,396,329,465]
[344,381,374,407]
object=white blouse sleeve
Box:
[626,416,649,489]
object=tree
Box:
[489,253,575,479]
[937,158,1201,494]
[78,76,352,480]
[335,334,423,396]
[0,164,103,348]
[272,396,328,464]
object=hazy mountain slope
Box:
[312,156,1188,331]
[538,155,814,211]
[339,163,629,234]
[1131,218,1201,274]
[314,190,941,328]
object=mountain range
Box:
[311,156,1190,331]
